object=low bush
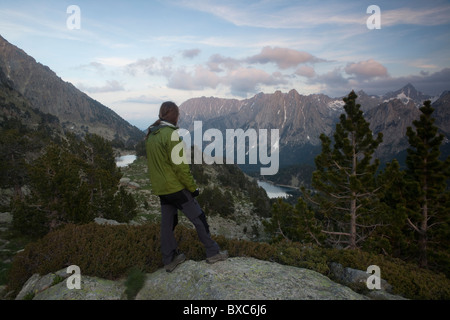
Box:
[7,223,163,297]
[124,266,147,300]
[6,222,450,300]
[324,248,450,300]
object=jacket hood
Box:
[148,121,178,135]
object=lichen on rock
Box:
[135,257,366,300]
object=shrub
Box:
[124,266,147,300]
[7,223,163,297]
[197,186,234,217]
[6,222,450,300]
[324,248,450,300]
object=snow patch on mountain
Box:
[327,99,345,110]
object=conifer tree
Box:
[404,100,449,268]
[11,133,137,237]
[264,198,324,244]
[372,159,410,256]
[307,91,383,249]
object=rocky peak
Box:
[382,83,431,106]
[0,35,143,146]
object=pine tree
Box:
[264,198,324,244]
[404,100,449,268]
[372,159,410,256]
[11,133,137,237]
[307,91,383,249]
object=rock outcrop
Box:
[12,257,398,300]
[16,269,125,300]
[135,257,365,300]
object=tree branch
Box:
[406,217,421,234]
[321,230,351,237]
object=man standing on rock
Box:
[145,101,228,272]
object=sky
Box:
[1,0,449,129]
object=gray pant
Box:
[159,189,220,266]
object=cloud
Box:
[295,65,316,78]
[206,47,322,73]
[345,59,388,79]
[224,67,288,97]
[207,54,241,72]
[308,67,349,93]
[77,80,124,93]
[95,57,135,67]
[358,67,450,96]
[307,66,450,97]
[182,48,201,59]
[382,6,450,27]
[119,94,163,105]
[166,63,288,97]
[125,58,156,76]
[78,62,106,73]
[246,46,324,69]
[125,57,173,77]
[172,0,359,29]
[174,1,450,29]
[167,65,221,90]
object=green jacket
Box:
[145,122,197,196]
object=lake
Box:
[257,180,293,199]
[115,154,137,167]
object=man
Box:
[145,101,228,272]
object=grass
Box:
[124,266,147,300]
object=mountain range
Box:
[0,35,144,148]
[1,34,448,180]
[178,83,450,174]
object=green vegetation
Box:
[306,91,384,250]
[6,223,450,300]
[264,92,450,280]
[124,266,147,300]
[191,161,272,219]
[404,100,449,268]
[11,133,137,238]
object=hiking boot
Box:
[165,253,186,272]
[206,250,228,264]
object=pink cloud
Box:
[345,59,388,79]
[295,65,316,78]
[247,46,324,69]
